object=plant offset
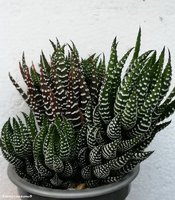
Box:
[1,29,175,189]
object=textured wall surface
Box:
[0,0,175,199]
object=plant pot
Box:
[7,164,140,200]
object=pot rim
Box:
[8,164,140,199]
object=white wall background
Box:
[0,0,175,199]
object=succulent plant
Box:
[1,30,175,190]
[9,41,105,129]
[0,112,79,188]
[77,29,175,187]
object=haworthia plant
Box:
[1,113,77,188]
[9,41,105,129]
[1,30,175,189]
[78,29,175,187]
